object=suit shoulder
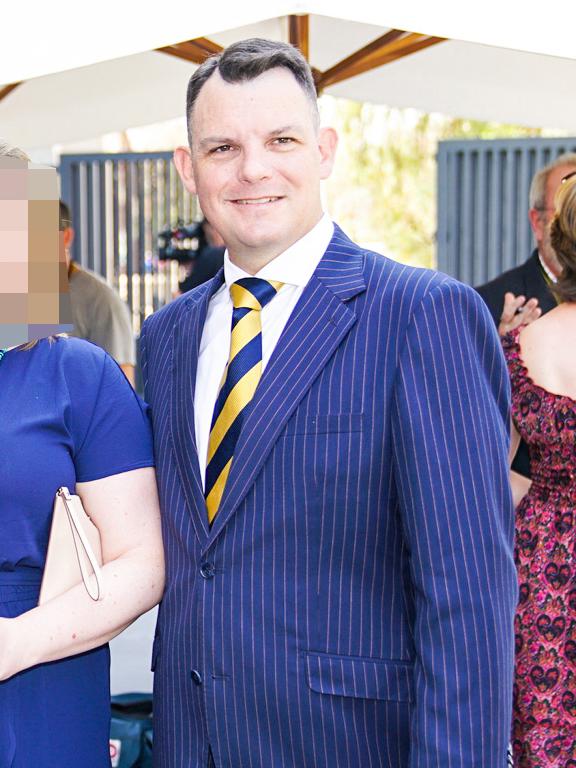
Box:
[325,226,453,305]
[352,249,488,337]
[362,248,467,304]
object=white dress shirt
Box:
[538,251,558,283]
[194,214,334,485]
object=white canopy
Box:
[2,1,576,149]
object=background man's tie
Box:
[205,277,283,523]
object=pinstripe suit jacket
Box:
[141,225,518,768]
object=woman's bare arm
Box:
[509,421,531,508]
[0,467,164,680]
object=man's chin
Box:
[234,228,285,253]
[228,232,290,269]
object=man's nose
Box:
[237,146,271,184]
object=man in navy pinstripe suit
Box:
[141,38,518,767]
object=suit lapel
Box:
[171,273,224,543]
[205,227,366,549]
[527,250,557,313]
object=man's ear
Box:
[528,207,543,242]
[173,146,197,195]
[63,226,74,251]
[318,127,338,181]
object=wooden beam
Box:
[315,28,405,89]
[0,82,21,103]
[157,37,223,65]
[156,25,445,97]
[316,30,445,90]
[288,14,309,61]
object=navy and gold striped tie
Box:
[205,277,283,523]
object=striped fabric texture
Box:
[205,278,282,523]
[141,225,518,768]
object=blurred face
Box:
[174,68,337,273]
[0,159,72,348]
[530,163,576,275]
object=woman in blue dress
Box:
[0,141,164,767]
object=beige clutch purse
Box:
[39,487,103,605]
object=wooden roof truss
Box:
[0,15,445,104]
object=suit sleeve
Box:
[139,320,149,399]
[391,279,518,767]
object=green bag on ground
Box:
[110,693,153,768]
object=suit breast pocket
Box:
[282,412,364,437]
[279,412,365,507]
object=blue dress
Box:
[0,337,154,767]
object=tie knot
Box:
[229,278,283,311]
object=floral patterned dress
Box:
[503,328,576,767]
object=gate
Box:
[59,152,199,334]
[437,137,576,285]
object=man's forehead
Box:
[195,68,309,114]
[547,164,576,196]
[191,68,315,141]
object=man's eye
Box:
[273,137,295,145]
[211,145,233,154]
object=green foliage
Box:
[321,97,545,269]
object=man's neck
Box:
[228,251,278,276]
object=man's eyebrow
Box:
[269,125,303,136]
[198,125,305,148]
[198,136,234,148]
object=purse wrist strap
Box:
[58,488,103,601]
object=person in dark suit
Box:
[178,218,225,293]
[477,153,576,334]
[141,38,517,767]
[477,153,576,478]
[178,244,224,291]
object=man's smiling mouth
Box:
[231,197,282,205]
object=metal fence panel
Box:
[437,137,576,285]
[59,152,198,335]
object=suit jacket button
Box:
[200,562,215,579]
[191,669,203,686]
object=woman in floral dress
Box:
[503,173,576,767]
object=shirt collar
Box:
[223,214,334,289]
[538,251,558,283]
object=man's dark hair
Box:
[186,38,319,143]
[59,200,72,232]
